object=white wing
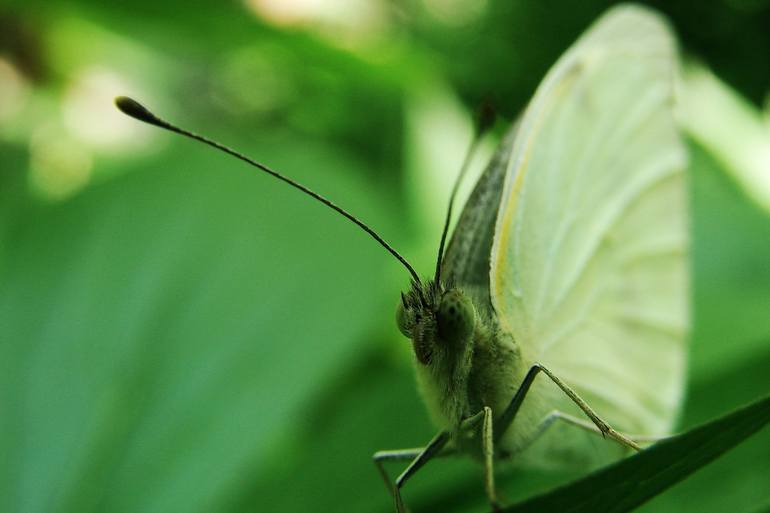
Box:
[490,5,688,437]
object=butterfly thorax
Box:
[397,281,523,433]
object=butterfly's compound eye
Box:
[437,289,475,346]
[396,300,412,338]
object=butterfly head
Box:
[396,281,476,366]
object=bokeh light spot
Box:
[62,66,149,151]
[422,0,488,25]
[29,123,94,200]
[0,57,30,124]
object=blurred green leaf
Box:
[0,139,402,513]
[639,346,770,513]
[500,394,770,513]
[689,137,770,380]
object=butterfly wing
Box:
[490,5,688,437]
[442,124,518,317]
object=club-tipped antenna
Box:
[114,96,422,285]
[434,102,496,285]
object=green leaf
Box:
[500,394,770,513]
[0,140,402,513]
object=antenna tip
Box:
[114,96,160,125]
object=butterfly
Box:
[380,4,688,511]
[115,4,688,511]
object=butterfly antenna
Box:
[433,102,496,285]
[114,96,422,285]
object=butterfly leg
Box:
[525,410,665,451]
[481,406,501,510]
[495,363,641,452]
[459,406,500,510]
[372,430,451,513]
[373,447,423,503]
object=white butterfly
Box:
[385,5,688,511]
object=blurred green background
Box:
[1,1,769,512]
